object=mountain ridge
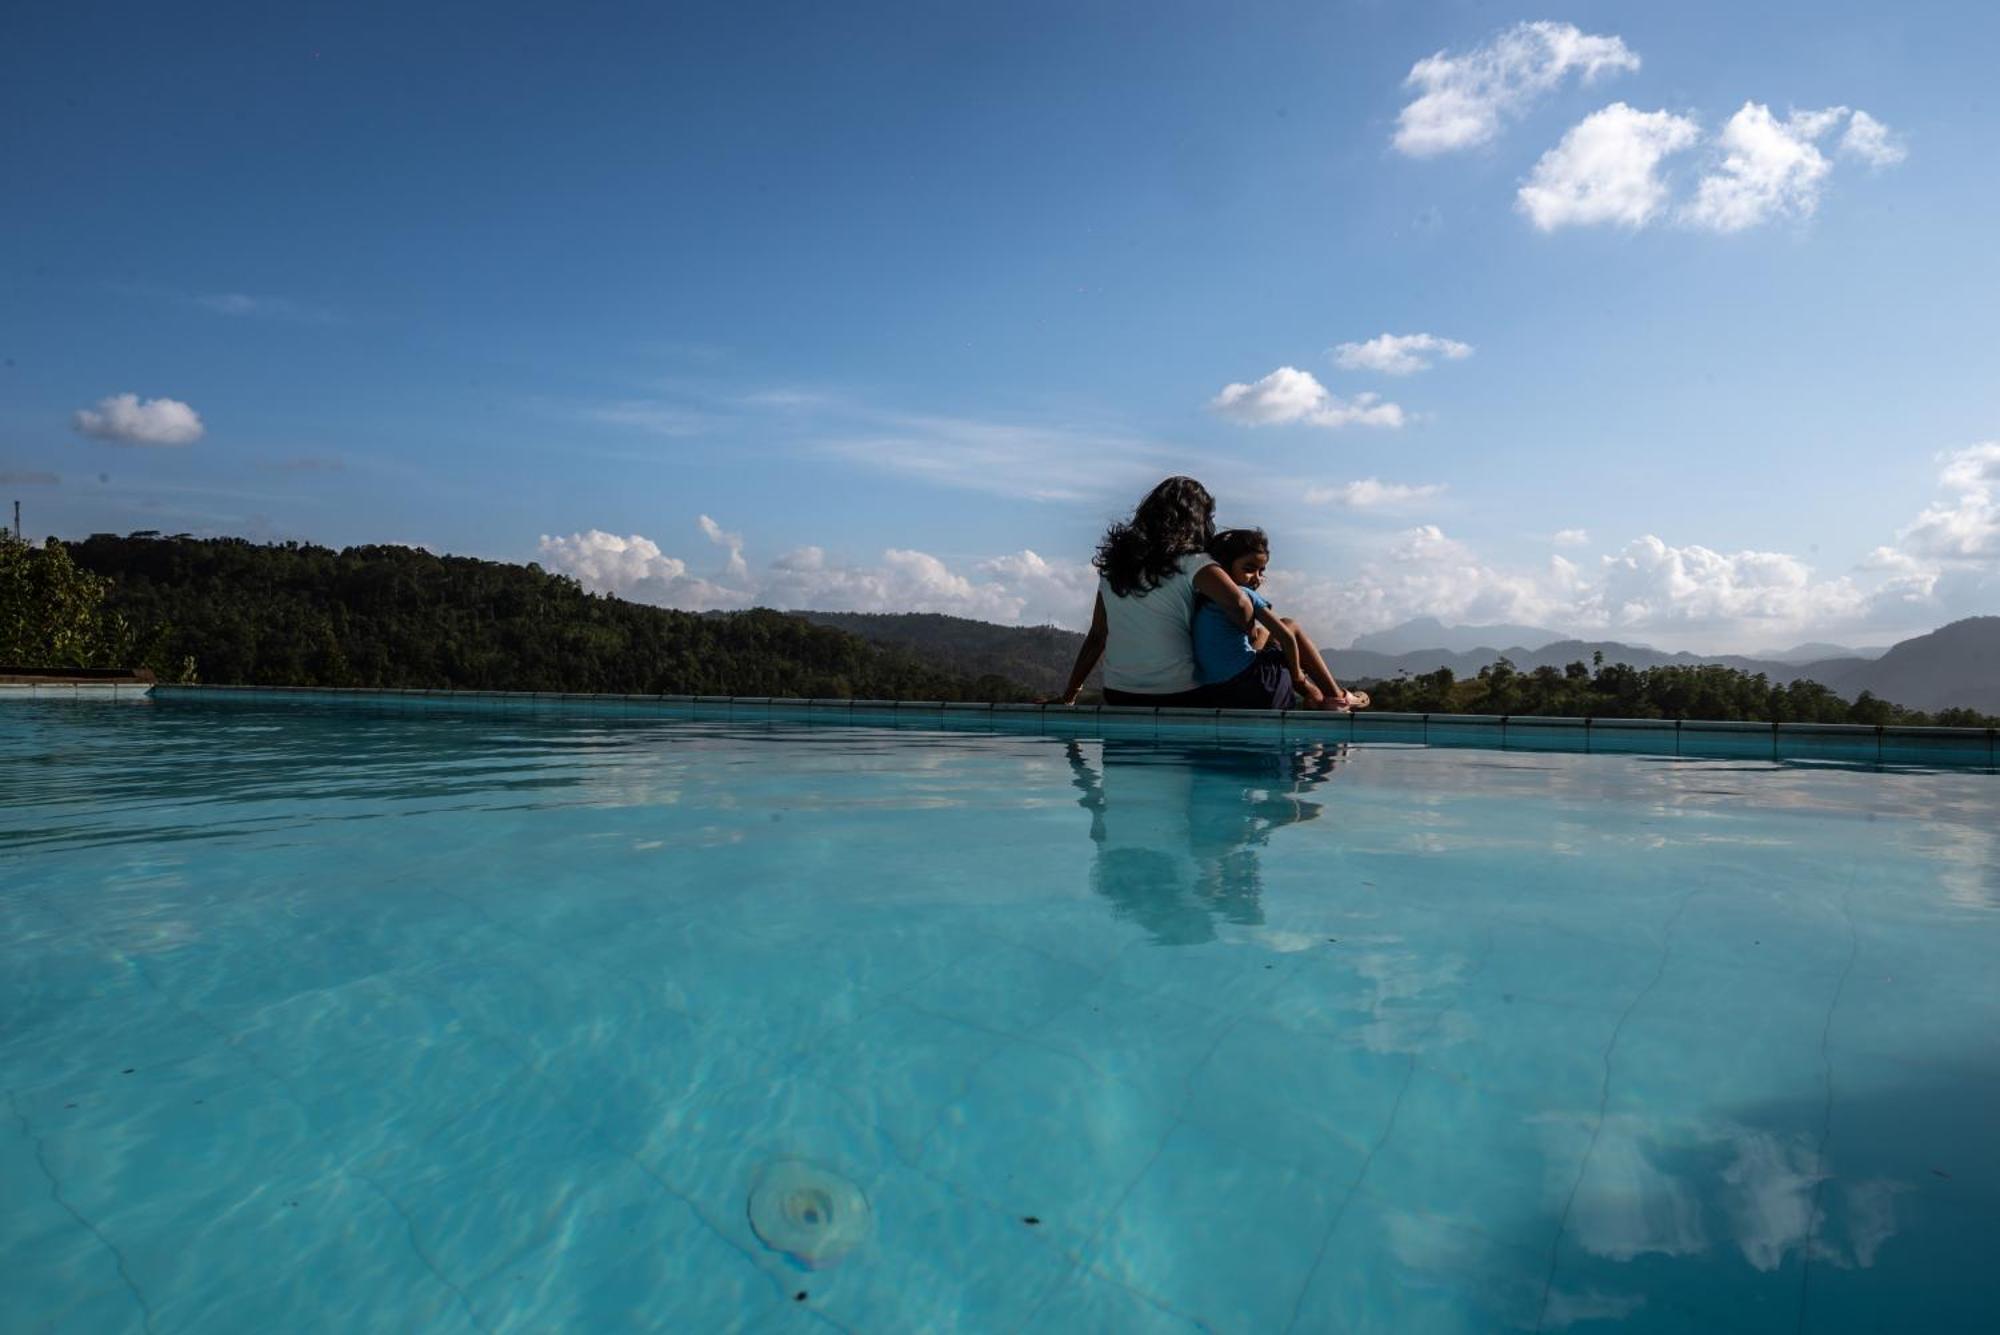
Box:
[806,609,2000,714]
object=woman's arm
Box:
[1191,563,1253,629]
[1057,591,1109,704]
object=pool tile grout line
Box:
[1281,922,1498,1334]
[1533,885,1701,1333]
[7,1087,161,1335]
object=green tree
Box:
[0,533,129,667]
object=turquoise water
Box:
[3,700,1997,1333]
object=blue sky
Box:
[5,1,1997,650]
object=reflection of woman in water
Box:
[1066,738,1344,946]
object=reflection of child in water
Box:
[1194,529,1369,712]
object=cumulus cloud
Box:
[1582,535,1870,632]
[1898,442,2000,561]
[1517,103,1702,231]
[1519,102,1905,234]
[537,530,744,611]
[72,393,206,446]
[1553,528,1591,547]
[1395,21,1639,157]
[1681,103,1845,232]
[698,513,749,579]
[1304,479,1444,508]
[1275,505,1964,652]
[1331,333,1473,376]
[1210,368,1405,429]
[541,518,1096,627]
[1840,111,1907,167]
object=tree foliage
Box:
[1362,657,1998,728]
[58,533,1032,700]
[0,533,192,678]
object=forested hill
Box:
[792,610,1091,697]
[61,535,1034,700]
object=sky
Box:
[5,0,1998,652]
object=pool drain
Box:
[747,1160,872,1269]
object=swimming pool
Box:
[4,697,1996,1333]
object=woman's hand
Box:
[1297,679,1326,707]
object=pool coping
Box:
[137,684,2000,770]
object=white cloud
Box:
[1516,101,1903,234]
[1273,524,1574,643]
[1517,103,1701,231]
[537,530,744,611]
[819,412,1177,502]
[1210,367,1405,429]
[1898,442,2000,561]
[1583,535,1870,632]
[1331,333,1474,376]
[1304,479,1444,508]
[1937,440,2000,495]
[1395,21,1639,157]
[1681,103,1844,232]
[1840,111,1907,167]
[72,393,206,446]
[541,518,1096,627]
[1553,528,1591,547]
[587,401,719,437]
[1274,503,1968,652]
[698,513,748,579]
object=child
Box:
[1194,529,1369,711]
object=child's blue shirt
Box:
[1192,585,1270,684]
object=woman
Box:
[1056,476,1299,709]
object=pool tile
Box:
[790,1001,1005,1164]
[295,1032,535,1161]
[1353,1066,1587,1239]
[1287,1190,1553,1334]
[918,1036,1181,1243]
[1091,1119,1352,1334]
[1179,1017,1406,1171]
[1027,1266,1208,1332]
[1026,976,1236,1108]
[893,940,1103,1036]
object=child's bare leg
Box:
[1280,618,1349,705]
[1248,622,1272,651]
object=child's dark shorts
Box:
[1103,648,1297,711]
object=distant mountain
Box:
[1327,639,1872,689]
[1825,617,2000,713]
[792,609,2000,715]
[1751,641,1889,664]
[1349,617,1565,655]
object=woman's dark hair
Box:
[1207,528,1268,569]
[1094,476,1216,597]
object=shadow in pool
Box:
[1065,737,1346,946]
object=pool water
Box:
[3,700,1997,1333]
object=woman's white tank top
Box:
[1099,551,1212,694]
